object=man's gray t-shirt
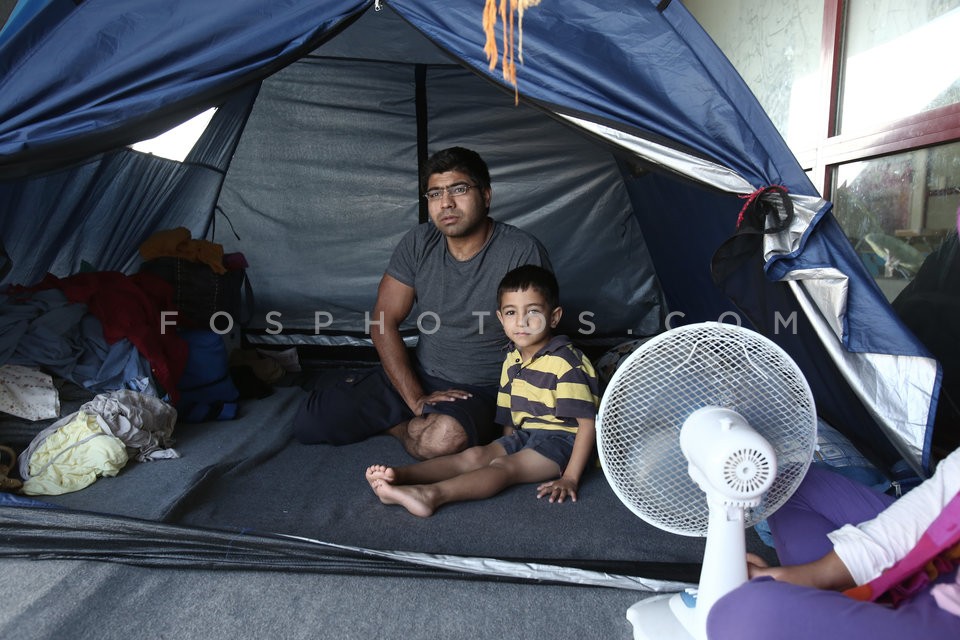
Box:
[386,220,551,387]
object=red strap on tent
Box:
[737,185,789,228]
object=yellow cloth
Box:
[22,413,128,496]
[138,227,226,274]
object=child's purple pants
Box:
[706,465,960,640]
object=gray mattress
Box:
[0,380,775,591]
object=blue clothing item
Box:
[497,428,575,473]
[0,289,153,394]
[0,289,83,369]
[814,419,891,493]
[0,492,61,508]
[74,314,154,395]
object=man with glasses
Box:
[293,147,551,459]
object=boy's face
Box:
[496,287,562,357]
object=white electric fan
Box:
[596,322,817,640]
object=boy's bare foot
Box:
[372,482,436,518]
[365,464,396,492]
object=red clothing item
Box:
[31,271,188,402]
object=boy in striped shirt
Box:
[365,265,599,517]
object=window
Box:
[683,0,823,153]
[129,108,217,162]
[687,0,960,300]
[840,1,960,135]
[833,141,960,298]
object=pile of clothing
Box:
[17,389,178,496]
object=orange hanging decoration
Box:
[482,0,541,104]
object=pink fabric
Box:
[844,490,960,607]
[932,575,960,615]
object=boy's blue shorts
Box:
[497,428,575,473]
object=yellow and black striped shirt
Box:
[495,335,599,434]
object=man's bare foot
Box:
[365,465,396,492]
[372,482,436,518]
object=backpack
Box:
[176,329,239,422]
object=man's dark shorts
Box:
[292,365,498,446]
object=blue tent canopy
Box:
[0,0,939,473]
[1,0,807,192]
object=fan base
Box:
[626,593,696,640]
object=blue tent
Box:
[0,0,939,477]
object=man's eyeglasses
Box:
[423,184,478,201]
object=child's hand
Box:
[746,553,773,579]
[537,477,579,503]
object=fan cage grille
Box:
[596,323,816,537]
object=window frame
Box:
[802,0,960,198]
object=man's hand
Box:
[537,477,579,503]
[413,389,472,415]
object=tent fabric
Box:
[0,505,691,591]
[0,0,811,193]
[0,0,65,48]
[0,0,365,177]
[215,53,662,338]
[400,0,815,194]
[0,84,257,285]
[0,0,940,479]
